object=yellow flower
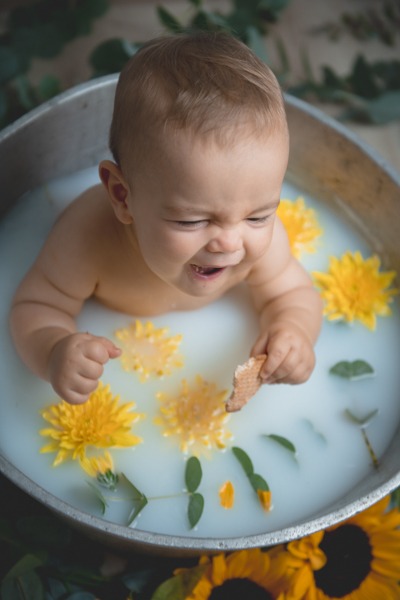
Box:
[79,450,114,478]
[115,319,184,382]
[277,196,323,258]
[313,251,398,330]
[219,481,235,509]
[282,496,400,599]
[174,548,293,599]
[40,382,143,471]
[154,375,231,456]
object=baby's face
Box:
[126,127,289,298]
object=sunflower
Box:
[313,251,398,330]
[175,548,292,600]
[115,319,183,382]
[40,382,144,472]
[277,196,323,259]
[154,375,231,456]
[282,495,400,599]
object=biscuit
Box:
[225,354,267,412]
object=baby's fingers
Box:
[259,341,292,382]
[82,336,121,364]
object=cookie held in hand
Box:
[225,354,267,413]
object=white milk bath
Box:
[1,166,399,538]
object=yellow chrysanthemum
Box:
[40,382,143,471]
[219,481,235,509]
[79,450,114,478]
[154,375,231,456]
[115,319,184,382]
[174,548,293,600]
[313,251,398,330]
[282,495,400,599]
[277,196,323,258]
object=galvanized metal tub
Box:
[0,75,399,556]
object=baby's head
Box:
[108,32,288,178]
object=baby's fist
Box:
[48,332,121,404]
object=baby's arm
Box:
[248,218,322,384]
[9,192,120,404]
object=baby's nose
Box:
[206,227,243,254]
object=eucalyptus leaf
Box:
[127,495,148,525]
[232,446,254,476]
[264,433,296,454]
[187,492,204,529]
[157,6,184,33]
[329,359,375,380]
[151,566,205,600]
[185,456,202,493]
[344,408,379,428]
[249,472,269,493]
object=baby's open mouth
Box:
[190,264,225,276]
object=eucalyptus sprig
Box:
[344,408,380,469]
[232,446,271,511]
[262,433,297,458]
[329,359,375,380]
[185,456,204,529]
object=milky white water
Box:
[0,166,399,538]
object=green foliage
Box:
[290,55,400,124]
[232,446,270,496]
[0,0,109,127]
[185,457,204,528]
[329,359,375,380]
[263,433,297,455]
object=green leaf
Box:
[37,74,61,102]
[185,456,202,493]
[232,446,254,476]
[329,360,375,380]
[187,493,204,529]
[120,473,148,524]
[264,433,297,454]
[249,472,269,493]
[157,6,184,33]
[1,554,44,600]
[86,481,108,515]
[89,38,139,76]
[151,566,206,600]
[344,408,379,428]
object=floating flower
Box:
[40,382,144,472]
[282,495,400,599]
[115,319,184,382]
[174,548,292,600]
[154,375,231,456]
[277,196,323,258]
[79,450,115,479]
[313,251,398,329]
[219,481,235,509]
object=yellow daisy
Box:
[40,382,143,471]
[282,496,400,599]
[154,375,231,456]
[277,196,323,258]
[174,548,292,599]
[313,251,398,329]
[115,319,184,382]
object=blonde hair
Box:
[109,32,287,174]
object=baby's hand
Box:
[47,333,121,404]
[252,322,315,385]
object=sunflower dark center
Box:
[314,524,373,597]
[209,578,273,600]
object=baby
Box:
[9,32,322,405]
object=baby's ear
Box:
[99,160,133,224]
